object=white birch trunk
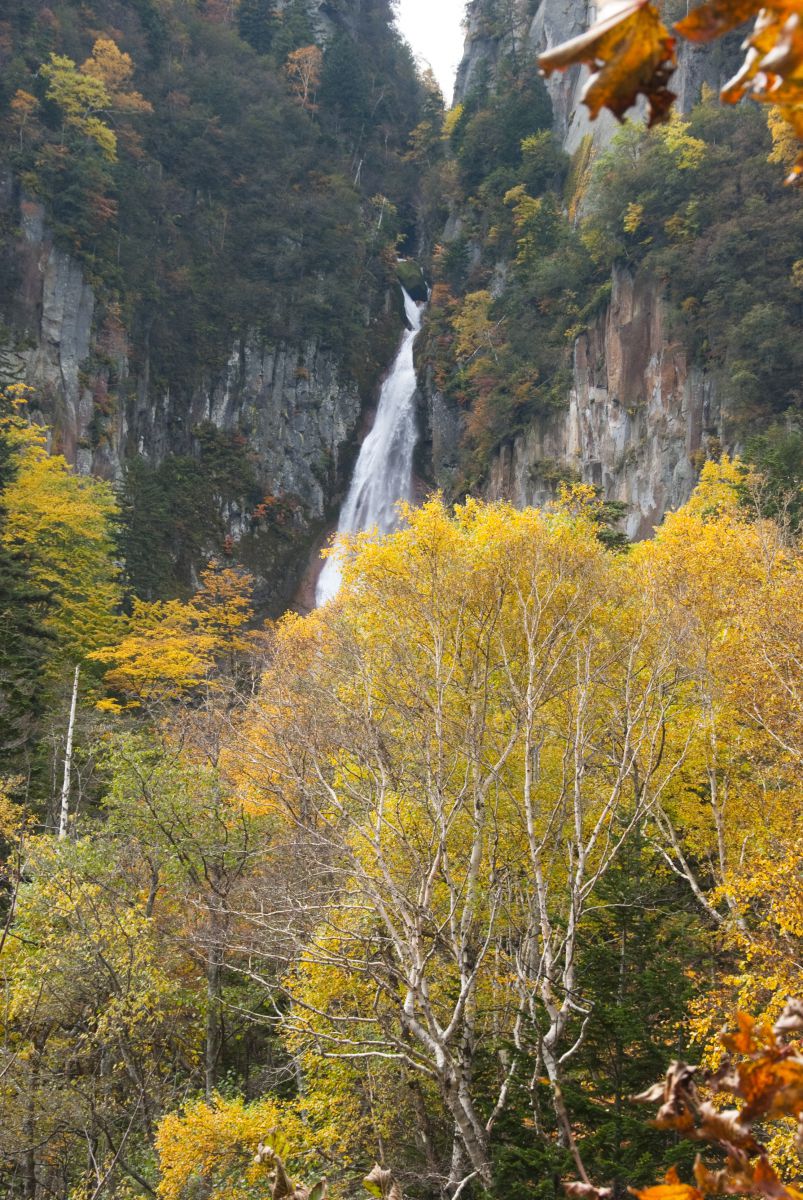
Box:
[58,666,80,842]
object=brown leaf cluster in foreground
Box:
[539,0,803,183]
[563,999,803,1200]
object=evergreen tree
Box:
[571,836,705,1190]
[319,32,371,138]
[0,394,50,772]
[270,0,315,61]
[237,0,277,55]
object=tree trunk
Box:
[23,1051,39,1200]
[58,666,80,841]
[204,905,225,1097]
[442,1076,493,1190]
[542,1042,590,1184]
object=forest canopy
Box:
[0,3,802,1200]
[1,456,801,1200]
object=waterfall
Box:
[316,287,424,605]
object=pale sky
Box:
[395,0,467,104]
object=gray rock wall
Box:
[0,181,365,604]
[483,266,721,538]
[438,0,738,536]
[3,187,100,474]
[454,0,741,147]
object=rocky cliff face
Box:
[6,185,100,475]
[437,0,738,536]
[455,0,740,145]
[420,266,725,539]
[529,1,740,152]
[0,174,365,610]
[483,266,721,539]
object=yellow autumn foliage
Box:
[0,400,122,673]
[156,1095,309,1200]
[633,458,803,1054]
[91,560,261,708]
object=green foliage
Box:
[120,424,260,601]
[583,101,803,421]
[0,826,205,1197]
[0,0,427,590]
[319,31,372,136]
[422,59,592,480]
[238,0,277,55]
[0,394,50,768]
[396,258,428,301]
[429,91,802,490]
[568,839,706,1189]
[270,0,315,61]
[743,424,803,530]
[490,1116,572,1200]
[449,61,554,193]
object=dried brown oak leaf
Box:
[563,1184,615,1200]
[715,0,803,184]
[365,1167,403,1200]
[720,3,803,104]
[748,1154,803,1200]
[694,1152,803,1200]
[709,1011,803,1124]
[693,1101,758,1151]
[741,1056,803,1122]
[693,1153,755,1196]
[719,1012,773,1057]
[539,0,677,126]
[633,1060,699,1128]
[775,999,803,1036]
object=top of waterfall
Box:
[402,288,423,332]
[315,281,426,607]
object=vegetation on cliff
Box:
[0,0,428,596]
[0,6,801,1200]
[417,34,802,496]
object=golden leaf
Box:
[715,0,803,184]
[720,1011,761,1056]
[539,0,677,126]
[675,0,763,42]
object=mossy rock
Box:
[396,259,428,302]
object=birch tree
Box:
[238,497,696,1191]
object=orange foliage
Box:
[284,46,322,111]
[568,1000,803,1200]
[539,0,803,183]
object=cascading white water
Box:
[316,287,424,605]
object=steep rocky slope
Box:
[483,265,718,539]
[0,0,421,609]
[454,0,740,144]
[419,0,798,538]
[1,176,366,609]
